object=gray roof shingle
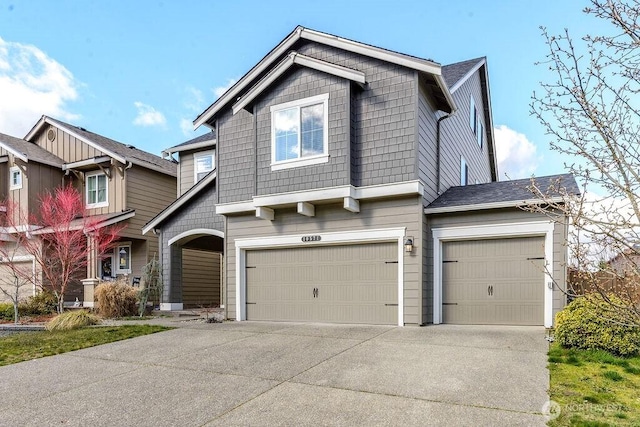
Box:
[426,174,579,211]
[44,117,177,175]
[441,57,485,89]
[165,132,216,153]
[0,132,65,167]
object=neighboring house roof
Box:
[193,25,455,129]
[0,132,65,168]
[163,132,216,156]
[424,174,580,214]
[142,171,216,234]
[442,57,485,93]
[24,116,177,177]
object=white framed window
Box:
[194,151,215,182]
[9,166,22,190]
[469,96,477,133]
[270,93,329,171]
[115,243,131,275]
[460,156,469,186]
[86,171,108,208]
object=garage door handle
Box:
[385,303,398,306]
[313,288,318,298]
[487,285,494,296]
[442,303,458,305]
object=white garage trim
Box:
[432,221,555,327]
[234,227,406,326]
[168,228,224,246]
[0,255,37,298]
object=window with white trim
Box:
[194,151,215,182]
[460,156,469,186]
[270,93,329,171]
[9,166,22,190]
[115,243,131,274]
[470,95,484,149]
[469,96,477,133]
[86,172,108,208]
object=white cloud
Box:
[493,125,541,180]
[132,102,166,127]
[0,37,79,136]
[184,86,204,112]
[180,118,194,136]
[213,78,237,98]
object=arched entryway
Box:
[169,229,224,309]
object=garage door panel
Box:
[443,237,545,326]
[246,243,397,325]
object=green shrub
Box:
[94,280,139,318]
[0,302,14,321]
[18,290,57,316]
[46,310,100,331]
[555,294,640,357]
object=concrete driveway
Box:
[0,320,550,426]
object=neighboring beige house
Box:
[146,26,578,327]
[0,116,177,306]
[608,245,640,276]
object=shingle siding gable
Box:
[215,40,423,204]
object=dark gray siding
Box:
[296,42,419,187]
[217,108,255,203]
[437,71,493,190]
[160,185,224,303]
[254,67,351,194]
[216,41,422,204]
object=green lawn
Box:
[0,325,171,366]
[548,342,640,426]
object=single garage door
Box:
[442,236,545,325]
[245,242,397,324]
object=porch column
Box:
[160,243,183,311]
[82,234,99,308]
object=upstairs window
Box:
[270,93,329,171]
[9,166,22,190]
[469,96,477,133]
[460,156,469,186]
[86,172,108,208]
[194,151,215,182]
[470,95,484,149]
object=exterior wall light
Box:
[404,237,414,253]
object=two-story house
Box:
[0,116,178,307]
[145,26,578,327]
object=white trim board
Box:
[234,227,407,326]
[431,220,556,328]
[168,228,224,246]
[216,180,424,214]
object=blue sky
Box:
[0,0,604,179]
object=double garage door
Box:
[442,236,545,326]
[245,242,397,325]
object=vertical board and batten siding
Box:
[31,125,126,215]
[26,162,64,216]
[254,67,351,194]
[424,209,568,324]
[225,196,423,324]
[178,152,195,197]
[33,125,104,163]
[182,249,221,307]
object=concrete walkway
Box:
[0,319,550,426]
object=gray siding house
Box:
[145,27,577,327]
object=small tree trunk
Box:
[13,302,18,325]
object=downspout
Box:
[436,114,452,195]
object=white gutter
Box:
[424,196,565,214]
